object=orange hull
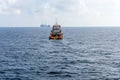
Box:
[49,34,63,40]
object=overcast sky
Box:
[0,0,120,27]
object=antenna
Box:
[56,18,57,24]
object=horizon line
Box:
[1,26,120,28]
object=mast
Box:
[55,18,58,25]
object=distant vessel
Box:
[40,24,50,27]
[49,21,63,40]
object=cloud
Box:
[13,9,21,15]
[0,0,20,15]
[0,0,120,26]
[8,0,17,4]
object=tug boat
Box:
[49,22,63,40]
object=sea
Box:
[0,27,120,80]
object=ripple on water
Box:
[1,27,120,80]
[47,71,78,78]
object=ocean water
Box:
[0,27,120,80]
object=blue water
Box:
[0,27,120,80]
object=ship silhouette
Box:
[40,24,50,27]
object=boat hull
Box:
[49,34,63,40]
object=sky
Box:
[0,0,120,27]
